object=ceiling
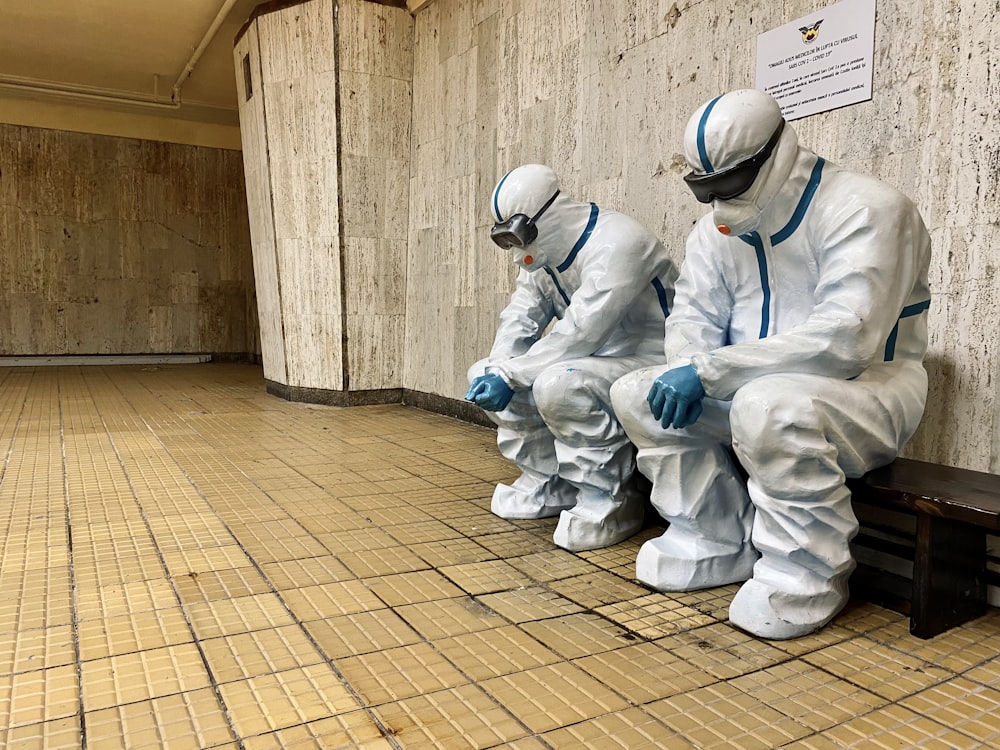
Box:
[0,0,271,146]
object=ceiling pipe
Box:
[0,73,181,110]
[0,0,239,112]
[171,0,242,105]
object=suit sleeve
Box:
[494,224,663,389]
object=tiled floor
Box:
[1,363,998,749]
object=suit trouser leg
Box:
[728,367,927,638]
[611,367,757,589]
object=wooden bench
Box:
[848,457,1000,638]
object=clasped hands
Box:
[465,372,514,412]
[647,364,705,429]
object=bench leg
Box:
[910,514,987,638]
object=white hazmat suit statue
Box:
[467,164,679,551]
[610,90,931,639]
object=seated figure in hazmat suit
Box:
[610,90,931,639]
[466,164,678,551]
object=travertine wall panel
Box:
[235,0,412,395]
[235,25,287,382]
[258,0,344,391]
[339,0,412,392]
[404,0,1000,472]
[0,124,256,357]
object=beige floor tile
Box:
[0,624,76,675]
[898,676,1000,746]
[644,681,813,749]
[729,660,889,731]
[217,664,361,738]
[0,716,81,750]
[80,644,211,712]
[392,596,508,640]
[663,623,791,680]
[185,593,298,638]
[381,519,465,546]
[363,569,465,606]
[75,578,178,621]
[373,684,529,749]
[473,530,557,559]
[520,612,638,659]
[0,566,73,633]
[434,624,562,680]
[240,711,395,750]
[77,608,193,661]
[506,548,601,582]
[71,552,165,589]
[306,609,423,659]
[548,571,650,609]
[85,688,235,749]
[666,582,740,621]
[477,585,585,624]
[780,703,982,749]
[279,580,386,621]
[159,545,255,576]
[595,592,719,638]
[337,545,432,578]
[540,706,695,749]
[0,664,80,729]
[337,642,469,705]
[439,559,536,595]
[173,566,273,605]
[965,654,1000,689]
[439,509,520,537]
[200,625,325,683]
[867,616,1000,673]
[573,640,718,704]
[409,537,495,567]
[802,636,955,701]
[259,556,356,590]
[0,365,997,749]
[480,662,630,734]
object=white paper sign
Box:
[755,0,876,121]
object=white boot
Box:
[491,472,577,520]
[728,567,850,640]
[553,484,645,552]
[635,529,758,591]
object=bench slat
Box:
[850,457,1000,530]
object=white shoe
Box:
[728,577,848,640]
[635,532,758,591]
[491,474,577,520]
[552,486,645,552]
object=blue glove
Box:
[465,372,515,412]
[647,364,705,430]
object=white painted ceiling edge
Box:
[0,0,265,149]
[1,0,434,150]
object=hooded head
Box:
[682,89,797,236]
[490,164,563,271]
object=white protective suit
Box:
[469,164,678,551]
[610,90,931,638]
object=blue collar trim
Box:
[556,203,599,272]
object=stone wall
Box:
[404,0,1000,473]
[235,0,412,396]
[0,123,257,357]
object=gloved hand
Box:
[465,372,515,412]
[647,364,705,429]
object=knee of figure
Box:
[610,370,658,432]
[533,365,599,425]
[730,376,819,449]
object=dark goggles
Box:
[683,119,786,203]
[490,190,560,249]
